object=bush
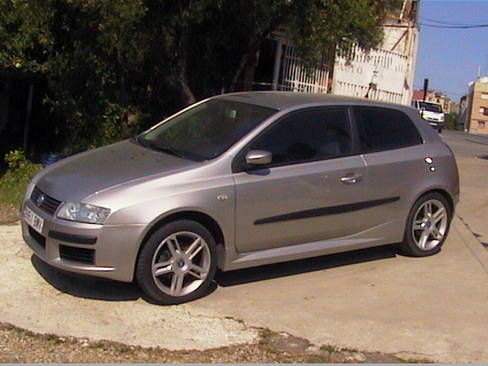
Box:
[0,150,41,208]
[444,112,459,130]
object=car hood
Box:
[35,139,200,202]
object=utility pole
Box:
[422,78,429,101]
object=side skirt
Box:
[221,218,403,271]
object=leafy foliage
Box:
[0,150,41,208]
[0,0,399,154]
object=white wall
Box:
[331,23,419,105]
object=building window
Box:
[481,93,488,100]
[479,121,486,128]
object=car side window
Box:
[248,108,352,167]
[353,107,422,153]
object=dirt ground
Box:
[0,202,18,224]
[0,323,420,363]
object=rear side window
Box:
[353,107,422,153]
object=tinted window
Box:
[353,107,422,153]
[248,108,352,166]
[418,102,443,113]
[139,100,276,161]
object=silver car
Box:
[21,92,459,304]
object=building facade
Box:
[249,1,419,106]
[465,77,488,135]
[332,0,419,105]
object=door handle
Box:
[340,173,362,184]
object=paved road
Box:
[441,130,488,247]
[1,129,487,362]
[441,129,488,158]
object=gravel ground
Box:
[0,323,425,363]
[0,203,18,224]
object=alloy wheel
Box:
[411,199,448,250]
[151,231,211,297]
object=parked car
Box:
[21,92,459,304]
[411,100,445,133]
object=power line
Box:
[420,16,487,27]
[384,23,488,29]
[420,22,488,29]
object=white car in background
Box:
[411,100,445,133]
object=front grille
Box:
[28,226,46,249]
[59,245,95,264]
[30,186,62,215]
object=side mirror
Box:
[245,150,272,166]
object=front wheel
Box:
[135,220,218,305]
[399,192,452,257]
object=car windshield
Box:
[418,102,443,113]
[137,99,277,161]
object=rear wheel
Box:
[136,220,218,304]
[399,192,452,256]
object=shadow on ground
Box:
[31,255,142,301]
[216,245,397,287]
[31,245,398,301]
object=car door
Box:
[233,107,368,253]
[351,106,427,240]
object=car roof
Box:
[217,91,415,112]
[211,91,439,144]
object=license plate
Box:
[24,206,44,234]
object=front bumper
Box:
[21,200,146,282]
[428,122,443,130]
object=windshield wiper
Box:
[140,139,187,159]
[134,135,148,147]
[135,135,205,161]
[153,145,187,159]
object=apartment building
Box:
[465,77,488,135]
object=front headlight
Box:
[57,202,111,224]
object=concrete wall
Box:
[331,23,418,105]
[332,44,410,104]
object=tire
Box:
[438,127,442,134]
[398,192,452,257]
[135,220,218,305]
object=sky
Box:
[414,0,488,101]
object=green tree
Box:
[0,0,400,152]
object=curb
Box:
[453,216,488,274]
